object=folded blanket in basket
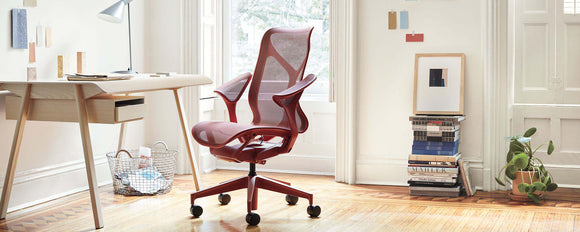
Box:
[115,167,170,194]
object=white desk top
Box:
[0,74,212,99]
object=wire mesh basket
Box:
[106,142,177,196]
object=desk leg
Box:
[117,122,127,151]
[0,84,31,219]
[117,94,129,151]
[74,85,104,229]
[173,89,201,191]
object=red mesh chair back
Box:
[192,27,317,163]
[249,27,314,133]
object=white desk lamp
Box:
[98,0,136,74]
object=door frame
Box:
[331,0,358,184]
[482,0,510,191]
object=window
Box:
[564,0,580,14]
[228,0,330,97]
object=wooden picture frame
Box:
[413,53,465,115]
[459,160,476,196]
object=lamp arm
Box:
[127,2,133,72]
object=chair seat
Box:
[192,121,290,148]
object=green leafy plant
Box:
[495,127,557,203]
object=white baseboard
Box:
[2,155,112,213]
[216,166,334,176]
[355,158,408,186]
[7,155,107,185]
[355,157,486,189]
[200,152,217,174]
[8,179,112,213]
[216,153,335,176]
[542,164,580,188]
[466,160,484,190]
[215,154,580,190]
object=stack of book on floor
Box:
[408,115,465,197]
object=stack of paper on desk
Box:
[66,73,133,81]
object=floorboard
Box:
[0,170,579,231]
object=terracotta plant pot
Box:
[510,170,542,201]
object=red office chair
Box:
[189,27,320,226]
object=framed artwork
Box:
[413,53,465,115]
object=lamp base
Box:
[112,69,137,74]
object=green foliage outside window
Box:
[231,0,330,95]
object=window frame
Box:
[564,0,579,14]
[222,0,330,102]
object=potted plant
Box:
[495,127,558,203]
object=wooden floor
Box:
[1,170,580,232]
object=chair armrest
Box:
[272,74,317,133]
[215,72,252,123]
[273,74,316,100]
[215,72,252,103]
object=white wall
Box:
[355,0,485,187]
[141,0,182,147]
[119,0,487,189]
[0,0,145,212]
[143,0,203,174]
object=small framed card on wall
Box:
[413,53,465,115]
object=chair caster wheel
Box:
[245,212,261,226]
[190,204,203,218]
[285,195,298,205]
[307,205,321,218]
[218,193,231,205]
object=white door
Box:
[511,0,580,188]
[556,0,580,103]
[513,0,555,104]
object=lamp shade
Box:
[98,0,127,23]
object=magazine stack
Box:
[408,115,465,197]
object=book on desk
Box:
[66,73,134,81]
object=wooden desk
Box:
[0,75,212,229]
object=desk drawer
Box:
[5,95,145,124]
